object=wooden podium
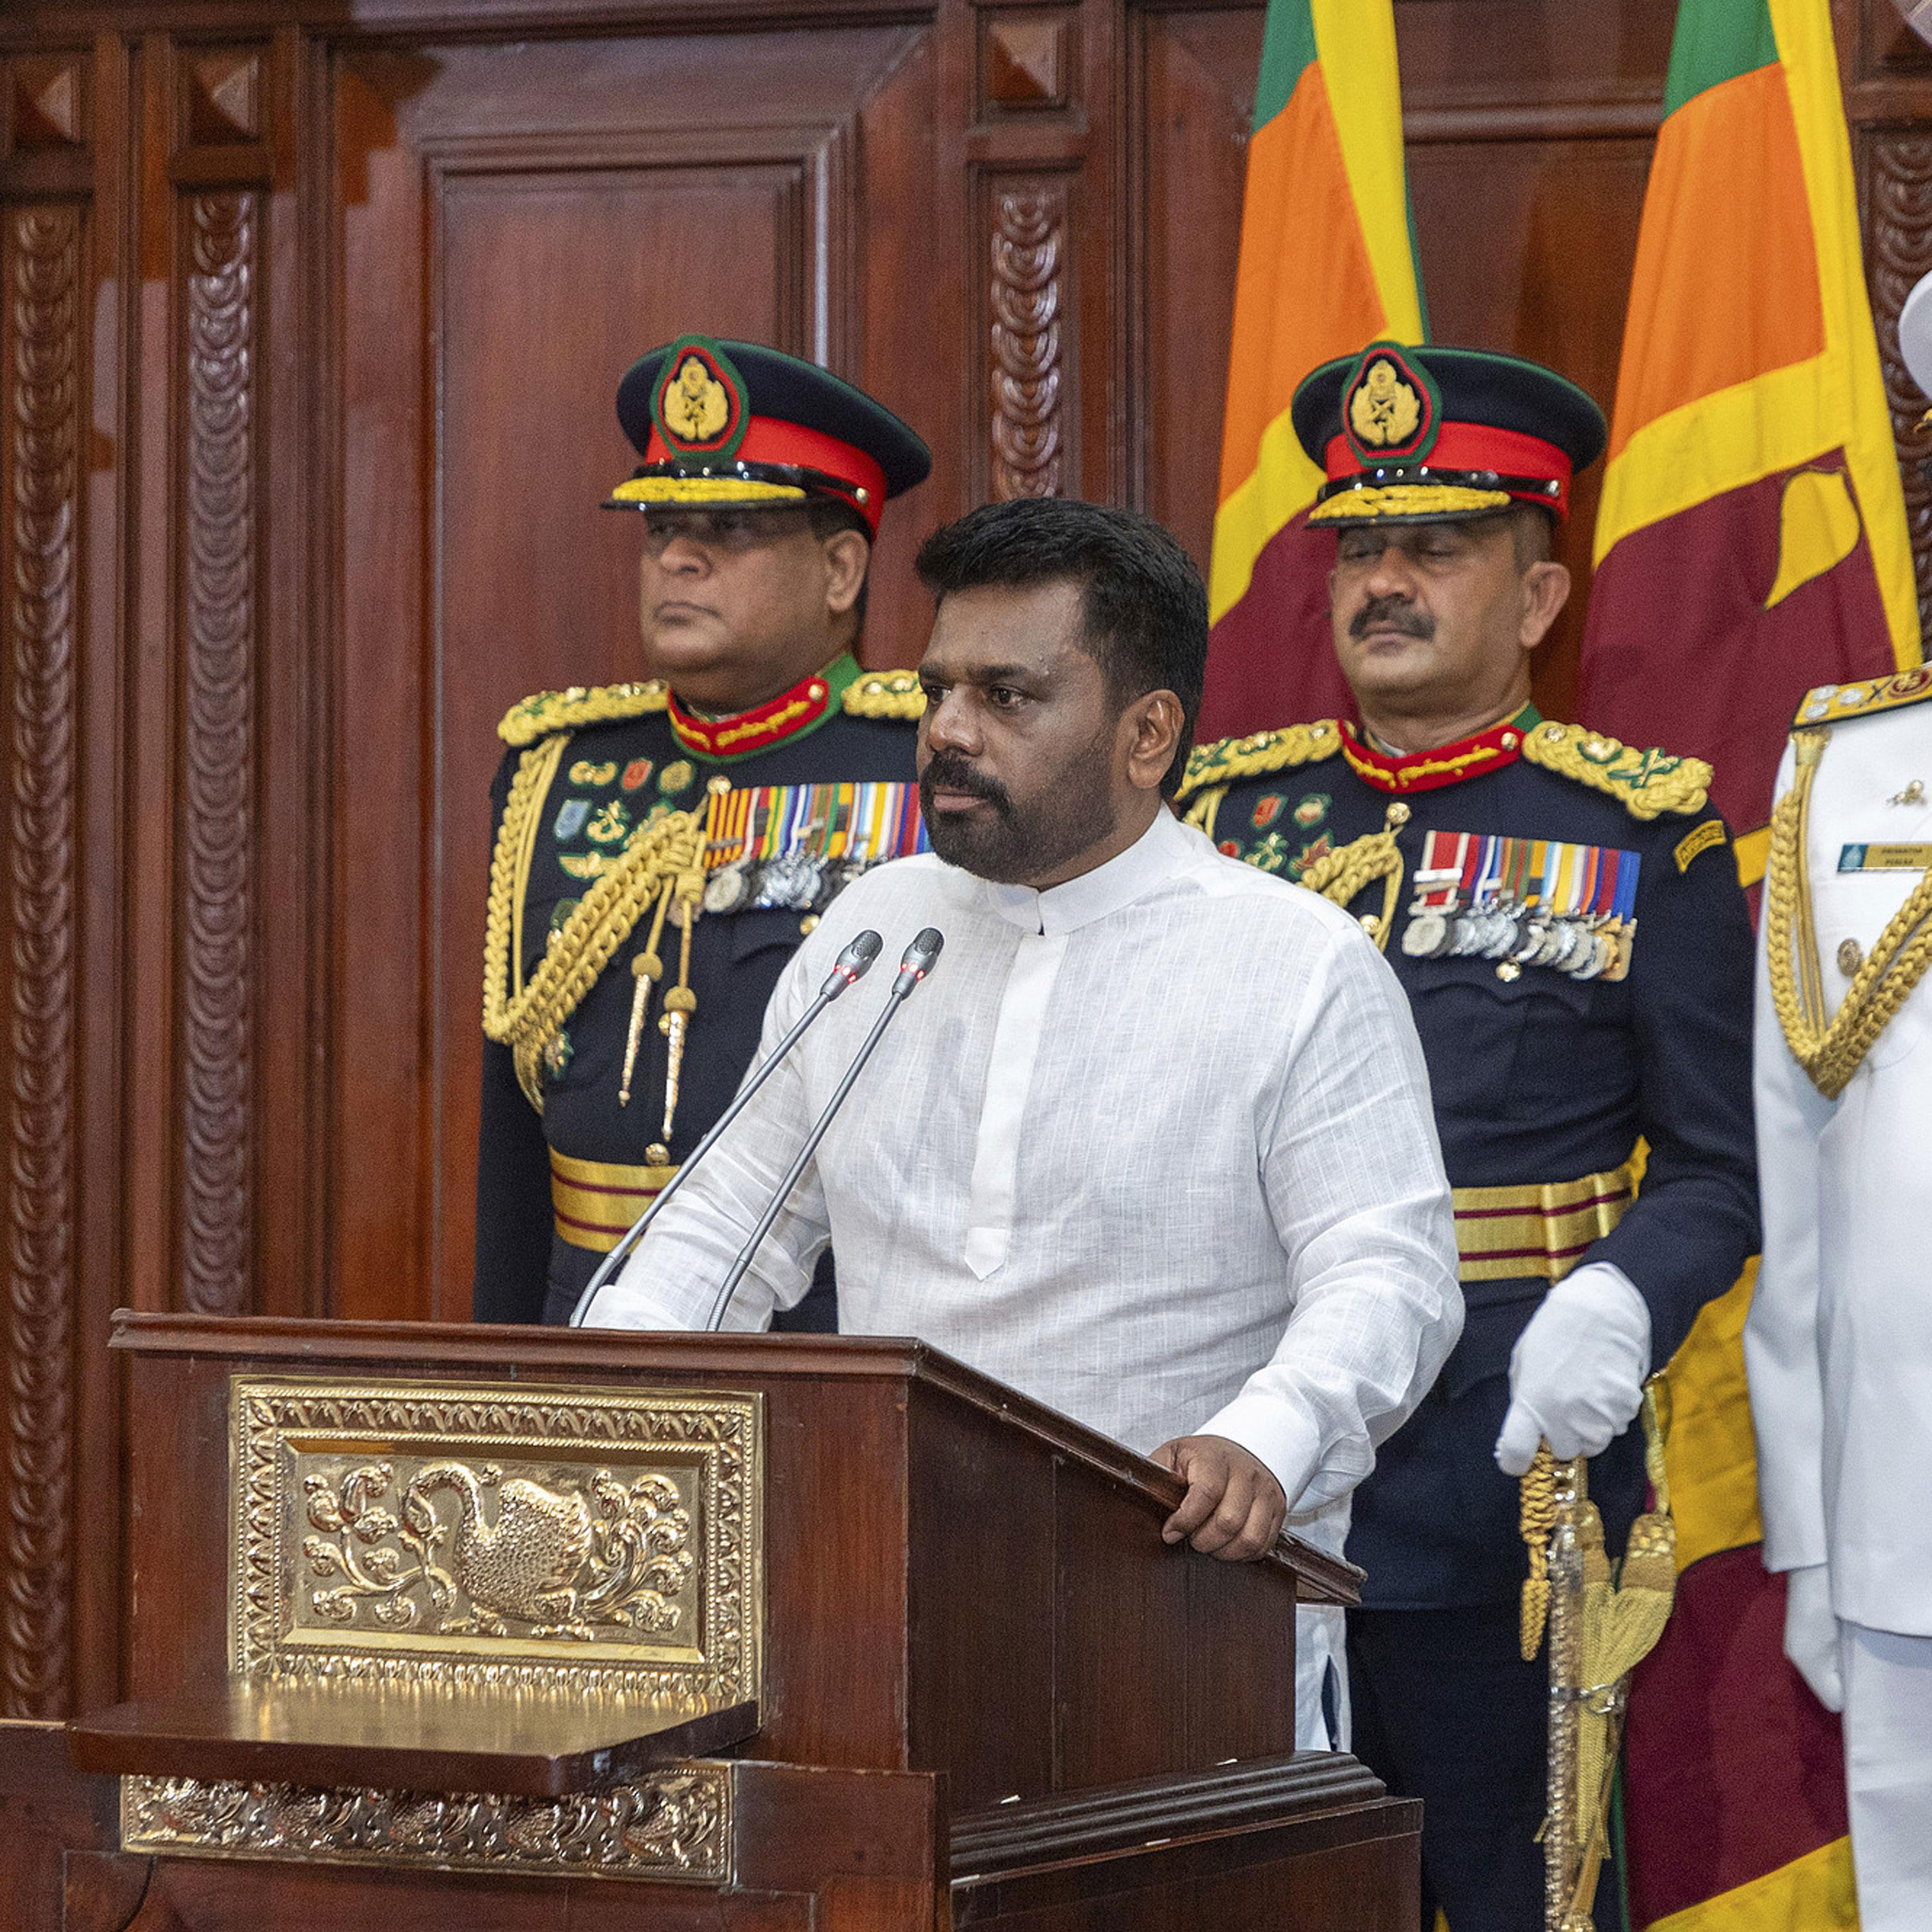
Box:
[4,1313,1419,1929]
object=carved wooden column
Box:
[967,3,1115,504]
[1850,1,1932,638]
[1865,130,1932,632]
[0,54,90,1719]
[990,184,1066,499]
[169,46,271,1318]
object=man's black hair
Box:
[913,498,1208,797]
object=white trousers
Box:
[1297,1603,1350,1752]
[1844,1622,1932,1932]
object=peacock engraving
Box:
[300,1457,695,1641]
[413,1463,593,1633]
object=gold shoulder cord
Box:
[1188,790,1407,947]
[1296,806,1408,949]
[1765,725,1932,1099]
[1182,785,1228,841]
[482,743,707,1111]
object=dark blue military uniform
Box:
[473,334,932,1329]
[1179,710,1757,1929]
[1189,339,1760,1932]
[1181,710,1757,1598]
[474,663,924,1327]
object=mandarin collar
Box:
[981,807,1193,936]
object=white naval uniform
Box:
[1745,687,1932,1931]
[590,807,1465,1750]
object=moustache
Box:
[919,753,1012,812]
[1350,594,1435,642]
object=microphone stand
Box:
[703,927,943,1332]
[569,929,884,1327]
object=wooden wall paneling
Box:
[252,24,325,1322]
[1126,6,1255,571]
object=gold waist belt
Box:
[551,1148,677,1253]
[1450,1163,1635,1285]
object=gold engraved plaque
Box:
[231,1378,761,1703]
[122,1764,730,1882]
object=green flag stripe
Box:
[1663,0,1780,117]
[1252,0,1320,131]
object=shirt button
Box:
[800,914,820,937]
[1837,937,1864,976]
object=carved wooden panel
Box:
[988,180,1068,500]
[1864,128,1932,634]
[0,203,82,1718]
[178,190,257,1318]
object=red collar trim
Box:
[667,663,842,762]
[1339,714,1531,794]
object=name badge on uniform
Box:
[1837,842,1932,873]
[1401,831,1640,983]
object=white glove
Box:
[1782,1563,1844,1712]
[1494,1263,1651,1476]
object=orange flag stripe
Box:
[1216,61,1383,500]
[1607,61,1824,460]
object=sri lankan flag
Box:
[1584,6,1918,1926]
[1579,0,1920,876]
[1200,0,1425,739]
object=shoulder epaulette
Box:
[497,681,668,748]
[1518,720,1710,820]
[1179,722,1345,799]
[1792,669,1932,730]
[842,668,925,721]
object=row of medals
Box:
[1400,891,1626,980]
[701,847,875,916]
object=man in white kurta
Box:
[1747,673,1932,1931]
[586,497,1464,1748]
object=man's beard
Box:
[919,732,1121,886]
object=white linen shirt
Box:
[591,806,1463,1564]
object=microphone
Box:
[703,927,943,1332]
[570,929,884,1327]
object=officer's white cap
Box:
[1901,269,1932,401]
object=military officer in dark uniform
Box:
[1179,343,1758,1932]
[475,336,932,1330]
